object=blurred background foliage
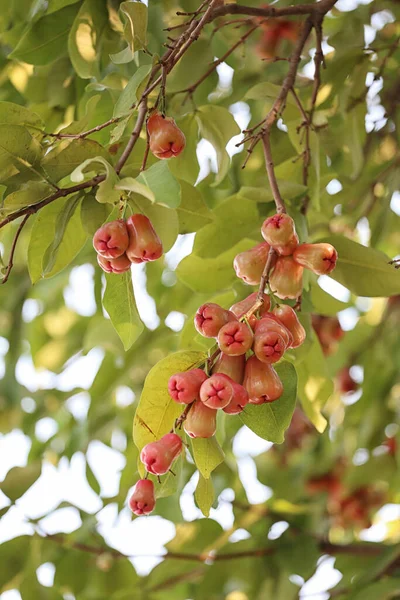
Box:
[0,0,400,598]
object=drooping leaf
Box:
[42,139,109,183]
[176,179,213,234]
[103,271,144,351]
[68,0,109,79]
[0,124,43,182]
[70,155,120,204]
[239,361,297,444]
[113,65,152,117]
[195,473,215,517]
[137,162,181,209]
[0,462,41,501]
[116,176,155,202]
[191,436,224,480]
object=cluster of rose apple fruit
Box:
[93,110,185,272]
[128,208,338,516]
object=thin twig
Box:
[261,134,286,213]
[45,117,122,140]
[1,214,31,284]
[115,100,148,175]
[257,246,277,300]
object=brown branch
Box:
[261,134,287,213]
[175,24,259,102]
[257,246,277,301]
[1,214,31,284]
[45,117,122,140]
[115,100,148,175]
[211,2,331,19]
[309,16,325,121]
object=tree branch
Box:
[1,214,31,284]
[45,117,122,140]
[115,100,148,175]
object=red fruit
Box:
[256,18,300,58]
[223,381,249,415]
[168,369,208,404]
[337,367,358,394]
[293,243,338,275]
[384,436,397,456]
[199,373,234,409]
[269,256,303,299]
[93,219,129,259]
[253,329,286,364]
[212,352,245,384]
[306,473,342,498]
[147,111,186,159]
[129,479,156,516]
[233,242,270,286]
[261,213,296,248]
[312,315,344,355]
[97,253,131,274]
[230,292,271,320]
[194,303,236,338]
[126,214,163,262]
[243,355,283,404]
[272,304,306,348]
[140,433,182,475]
[184,400,217,438]
[217,321,254,356]
[273,233,299,257]
[255,315,293,348]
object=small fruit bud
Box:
[129,479,156,516]
[126,214,163,262]
[184,400,217,438]
[93,219,129,259]
[194,303,236,338]
[230,292,271,320]
[200,373,234,409]
[272,304,306,348]
[217,321,254,356]
[212,352,245,384]
[97,253,131,274]
[269,256,303,299]
[261,213,296,248]
[243,355,283,404]
[293,243,338,275]
[233,242,270,286]
[253,329,286,364]
[140,433,182,475]
[147,111,186,159]
[223,381,249,415]
[168,368,208,404]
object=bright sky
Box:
[1,3,399,599]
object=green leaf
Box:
[9,4,80,65]
[137,162,181,209]
[309,282,350,316]
[0,537,30,591]
[103,272,144,351]
[2,182,53,214]
[297,335,332,433]
[347,578,400,600]
[71,155,120,204]
[0,462,41,501]
[176,179,213,234]
[177,238,256,293]
[42,194,82,275]
[116,176,155,202]
[0,101,43,132]
[239,361,297,444]
[195,474,214,517]
[320,234,400,297]
[168,115,200,185]
[238,182,307,203]
[196,105,240,186]
[68,0,108,79]
[133,350,206,458]
[80,192,111,235]
[113,65,152,118]
[0,124,43,182]
[119,1,148,54]
[42,138,109,183]
[28,196,87,283]
[191,436,224,479]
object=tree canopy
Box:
[0,0,400,598]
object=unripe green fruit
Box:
[233,243,270,286]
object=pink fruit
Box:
[253,329,286,363]
[93,219,129,259]
[199,373,234,409]
[233,242,270,286]
[261,213,296,247]
[140,433,183,475]
[194,303,236,338]
[243,355,283,404]
[269,256,303,299]
[293,243,338,275]
[272,304,306,348]
[97,253,131,274]
[255,315,293,348]
[126,214,163,262]
[212,352,246,384]
[168,369,208,404]
[129,479,156,515]
[183,400,217,438]
[222,381,249,415]
[147,111,186,159]
[217,321,254,356]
